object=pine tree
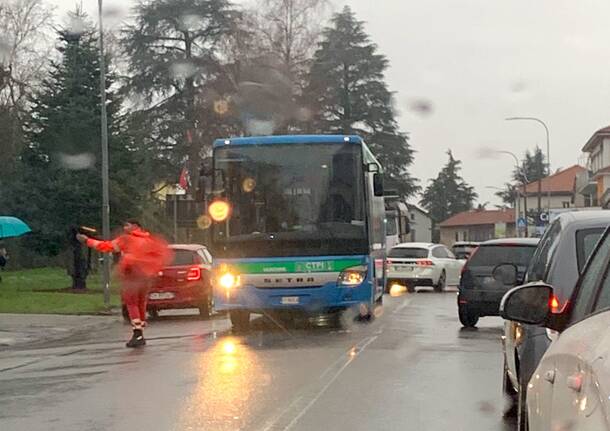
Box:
[304,6,418,198]
[5,11,142,280]
[122,0,240,179]
[513,147,548,183]
[420,150,478,223]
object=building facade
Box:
[408,205,433,243]
[439,209,516,246]
[577,126,610,208]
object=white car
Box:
[500,226,610,431]
[386,242,464,292]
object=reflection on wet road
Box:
[0,290,515,430]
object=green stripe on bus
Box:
[233,258,364,274]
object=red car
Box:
[122,244,213,320]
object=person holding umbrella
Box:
[0,244,7,282]
[0,216,31,282]
[77,219,172,348]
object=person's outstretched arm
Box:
[76,234,120,253]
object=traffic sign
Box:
[517,217,526,229]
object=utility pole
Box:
[98,0,111,306]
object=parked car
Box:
[121,244,213,320]
[501,225,610,431]
[386,242,463,293]
[451,241,480,260]
[501,211,610,430]
[457,238,539,327]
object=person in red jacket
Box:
[77,219,172,348]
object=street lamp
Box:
[98,0,111,306]
[505,117,551,212]
[478,149,528,237]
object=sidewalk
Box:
[0,313,119,348]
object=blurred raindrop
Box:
[196,214,212,230]
[510,80,527,94]
[65,14,87,38]
[245,119,275,136]
[295,107,312,122]
[477,400,495,415]
[551,420,575,431]
[169,61,198,80]
[407,98,433,117]
[213,99,230,115]
[241,177,256,193]
[0,38,10,65]
[102,5,127,28]
[58,152,95,170]
[179,14,202,31]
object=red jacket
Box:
[86,228,172,279]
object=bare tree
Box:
[0,0,54,167]
[0,0,54,108]
[251,0,329,86]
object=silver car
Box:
[502,211,610,430]
[501,225,610,430]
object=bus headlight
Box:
[338,265,367,286]
[219,272,240,289]
[214,265,241,290]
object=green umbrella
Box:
[0,216,32,239]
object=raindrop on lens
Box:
[170,61,198,80]
[58,153,95,170]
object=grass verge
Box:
[0,267,121,314]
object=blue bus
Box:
[209,135,386,330]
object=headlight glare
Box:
[338,265,367,286]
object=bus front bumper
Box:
[214,282,374,314]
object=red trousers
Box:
[121,281,149,322]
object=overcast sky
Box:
[49,0,610,206]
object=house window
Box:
[411,213,415,220]
[562,201,570,208]
[455,232,459,241]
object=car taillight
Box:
[417,259,434,266]
[549,294,562,313]
[187,266,202,281]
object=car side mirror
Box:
[500,283,553,325]
[373,173,384,197]
[492,263,518,286]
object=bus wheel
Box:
[230,310,250,332]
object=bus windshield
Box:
[212,143,368,258]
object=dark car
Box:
[451,241,480,260]
[501,211,610,430]
[121,244,213,320]
[457,238,539,327]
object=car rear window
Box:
[171,249,197,266]
[467,245,536,267]
[389,247,429,258]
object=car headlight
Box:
[338,265,367,286]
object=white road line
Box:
[281,334,378,431]
[392,296,413,314]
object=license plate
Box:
[281,296,299,305]
[149,292,175,300]
[394,266,412,271]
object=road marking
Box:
[281,335,378,431]
[392,296,413,314]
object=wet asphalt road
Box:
[0,288,515,431]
